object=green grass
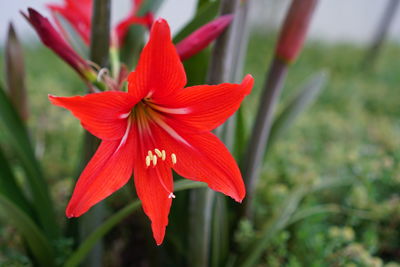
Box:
[241,35,400,265]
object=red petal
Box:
[49,91,137,140]
[134,163,172,245]
[176,14,233,61]
[150,121,245,202]
[66,134,135,217]
[133,123,173,245]
[114,14,153,47]
[160,74,254,132]
[128,18,186,100]
[47,0,92,44]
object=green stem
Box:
[79,0,111,266]
[240,57,288,219]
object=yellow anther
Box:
[171,153,177,165]
[168,193,176,199]
[148,150,153,157]
[145,155,151,167]
[154,149,162,157]
[152,155,158,166]
[161,150,166,161]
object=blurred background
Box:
[0,0,399,266]
[3,0,400,44]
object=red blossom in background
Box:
[275,0,318,63]
[48,0,154,47]
[176,14,234,61]
[49,19,253,245]
[47,0,92,44]
[22,8,93,79]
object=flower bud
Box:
[176,14,234,61]
[275,0,318,64]
[22,8,94,80]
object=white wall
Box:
[1,0,400,45]
[0,0,197,44]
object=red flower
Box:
[22,8,93,79]
[48,0,153,46]
[47,0,92,44]
[49,19,253,245]
[176,14,234,61]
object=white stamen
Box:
[148,150,153,157]
[171,153,177,165]
[168,193,176,199]
[145,156,151,167]
[154,106,191,115]
[152,155,158,166]
[152,116,192,147]
[97,68,109,81]
[161,150,166,161]
[154,149,162,157]
[116,117,131,152]
[119,112,131,119]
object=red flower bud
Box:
[176,14,234,61]
[22,8,92,79]
[275,0,318,64]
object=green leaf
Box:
[267,71,328,151]
[288,204,340,225]
[183,49,210,86]
[0,194,55,267]
[0,84,58,239]
[173,1,220,43]
[5,23,28,121]
[65,180,206,267]
[211,195,229,267]
[236,176,353,267]
[236,185,307,267]
[0,146,33,217]
[233,108,247,159]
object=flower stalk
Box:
[79,1,111,266]
[241,0,319,218]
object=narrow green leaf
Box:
[236,176,353,267]
[211,195,229,267]
[0,146,33,217]
[5,23,28,121]
[0,195,55,267]
[233,107,247,159]
[173,1,220,43]
[236,186,307,267]
[288,204,340,225]
[183,49,210,86]
[0,84,58,239]
[267,71,328,151]
[65,180,206,267]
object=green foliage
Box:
[238,34,400,265]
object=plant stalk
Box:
[362,0,400,67]
[188,0,241,266]
[80,0,111,266]
[241,57,288,218]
